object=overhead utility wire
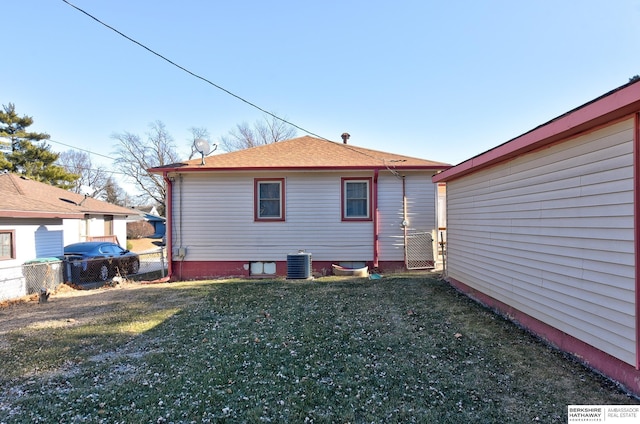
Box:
[61,0,330,141]
[46,139,132,177]
[48,138,114,161]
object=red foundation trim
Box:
[172,261,251,280]
[169,260,416,280]
[447,277,640,397]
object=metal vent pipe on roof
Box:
[341,132,350,144]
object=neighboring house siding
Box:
[0,219,64,265]
[79,215,127,246]
[86,215,105,239]
[173,172,376,262]
[34,225,64,258]
[0,219,64,301]
[446,118,635,365]
[113,219,127,246]
[62,219,82,247]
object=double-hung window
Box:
[255,178,285,221]
[0,230,15,260]
[342,177,372,221]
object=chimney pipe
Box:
[341,132,350,144]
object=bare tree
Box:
[102,176,133,207]
[219,114,297,152]
[112,121,180,211]
[189,126,210,142]
[57,150,110,197]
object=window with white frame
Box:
[0,230,15,260]
[342,178,371,220]
[255,178,285,221]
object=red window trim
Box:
[0,229,16,260]
[341,177,373,221]
[254,178,286,222]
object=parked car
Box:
[63,241,140,282]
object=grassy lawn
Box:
[0,274,637,423]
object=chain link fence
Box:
[0,249,167,303]
[404,231,435,270]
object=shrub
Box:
[127,220,154,239]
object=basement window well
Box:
[250,261,276,275]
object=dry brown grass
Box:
[127,237,161,252]
[1,276,637,423]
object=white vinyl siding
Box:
[446,118,636,365]
[405,175,437,232]
[172,172,375,262]
[0,219,64,266]
[377,173,437,261]
[377,174,404,260]
[34,225,64,258]
[62,219,83,246]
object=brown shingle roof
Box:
[151,136,450,172]
[0,172,136,218]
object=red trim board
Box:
[447,276,640,396]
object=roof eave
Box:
[433,80,640,183]
[81,211,132,217]
[0,211,85,219]
[150,165,451,173]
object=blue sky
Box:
[3,1,640,191]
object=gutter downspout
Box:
[373,169,379,268]
[402,175,407,267]
[163,172,173,279]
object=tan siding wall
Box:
[446,118,636,365]
[172,172,374,262]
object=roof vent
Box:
[341,133,350,144]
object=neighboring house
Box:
[128,206,166,239]
[150,135,450,280]
[141,207,166,239]
[0,172,137,300]
[432,79,640,396]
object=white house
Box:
[432,79,640,396]
[0,172,136,300]
[150,135,450,280]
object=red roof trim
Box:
[433,80,640,182]
[0,211,84,219]
[151,165,450,174]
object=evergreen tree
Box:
[102,176,131,207]
[0,103,78,188]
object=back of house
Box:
[150,135,450,280]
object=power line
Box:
[45,138,133,178]
[48,138,115,161]
[61,0,331,141]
